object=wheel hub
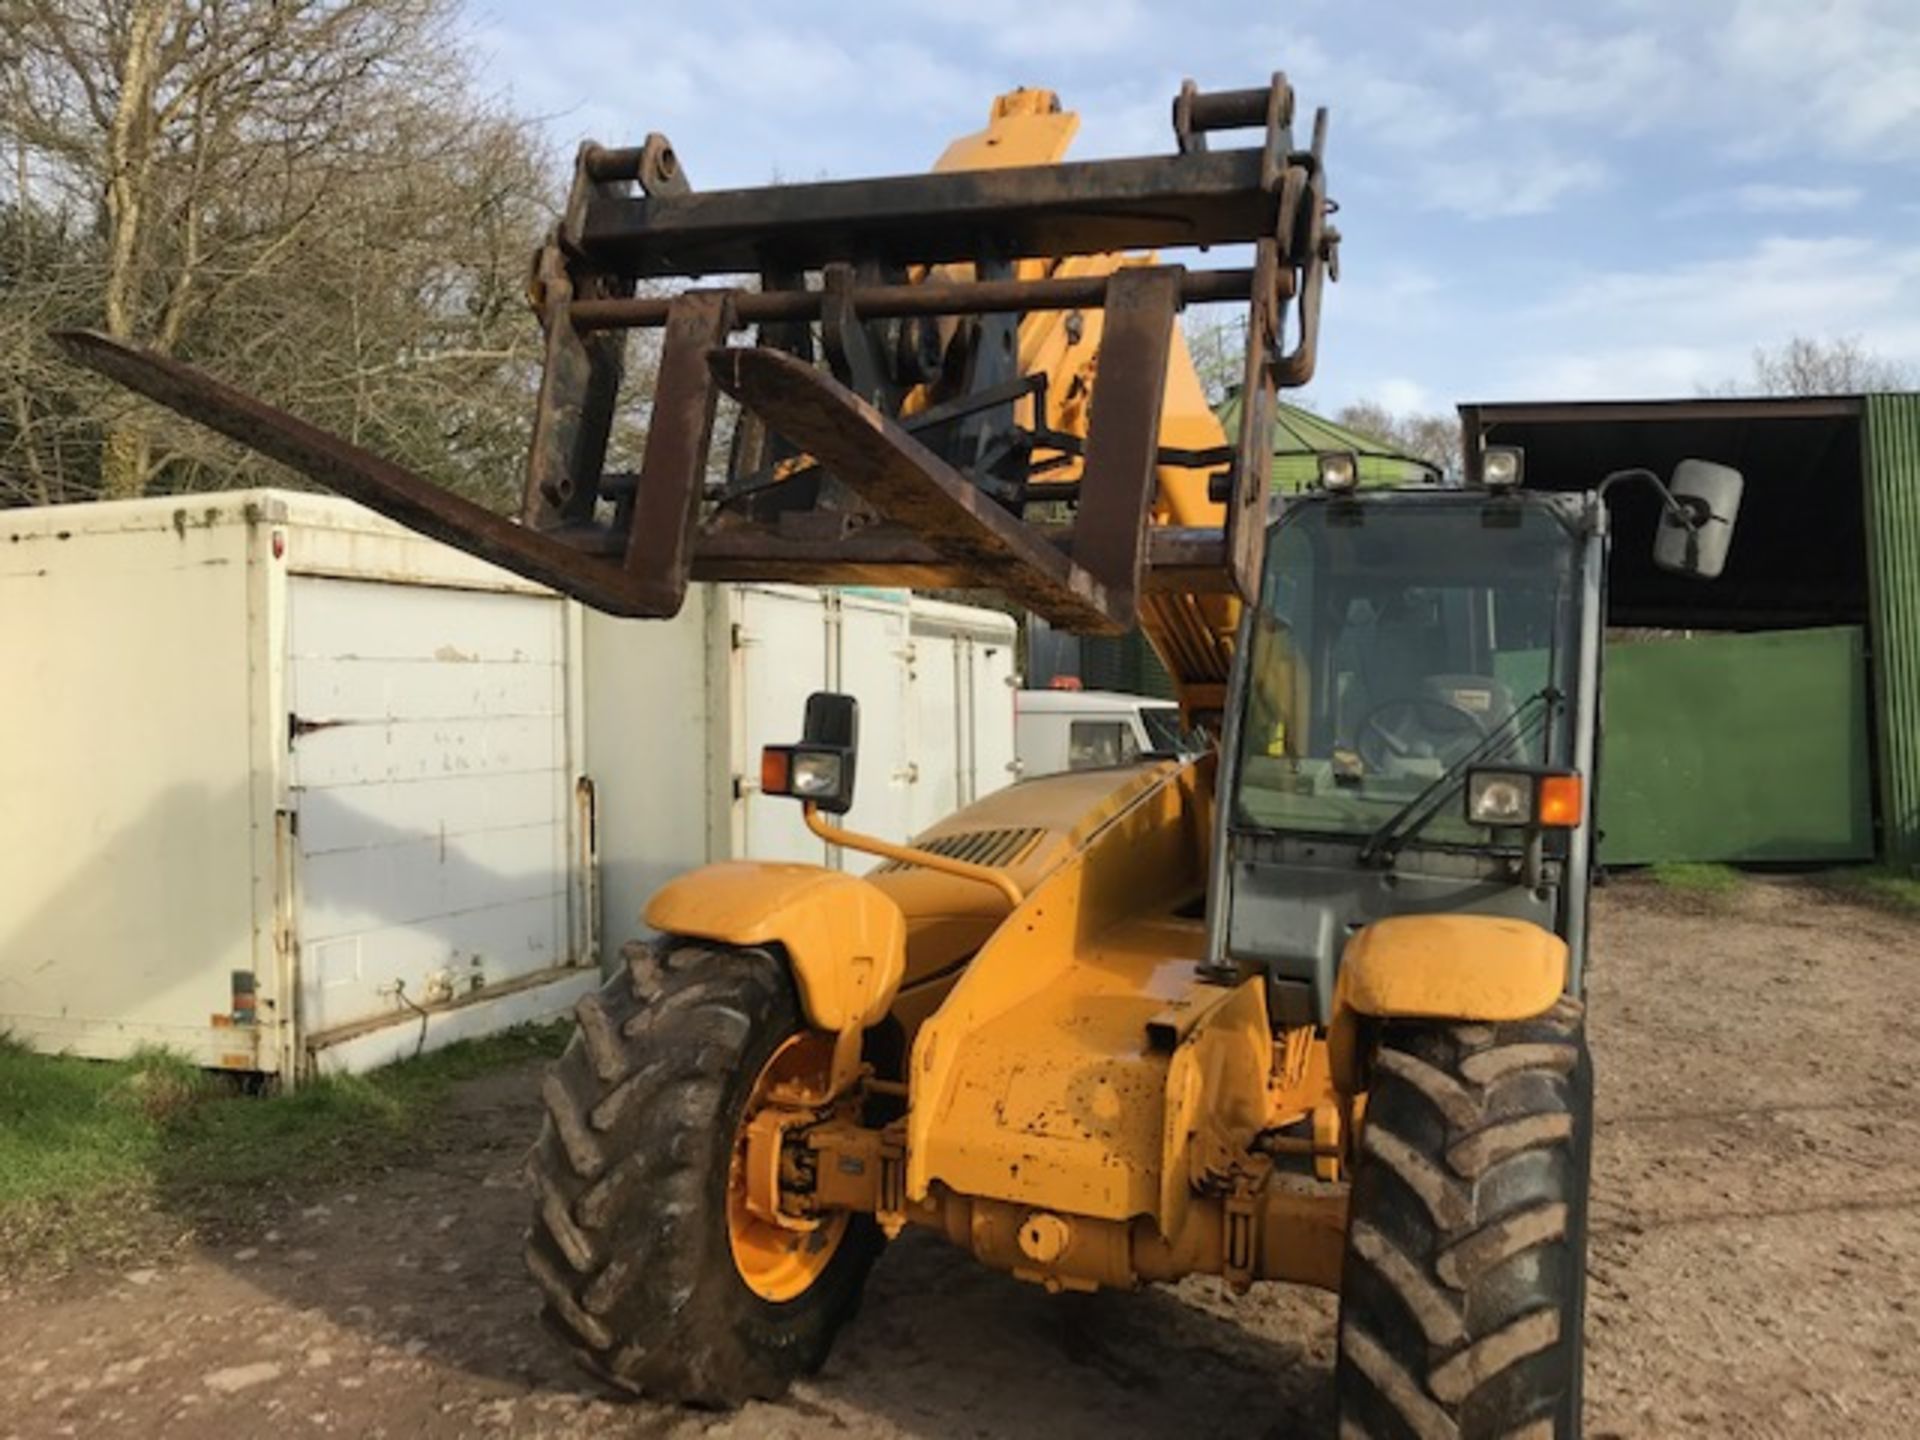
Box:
[727,1032,851,1302]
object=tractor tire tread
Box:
[1337,1000,1591,1440]
[524,940,880,1406]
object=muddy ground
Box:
[3,878,1917,1438]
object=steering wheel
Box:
[1357,696,1490,773]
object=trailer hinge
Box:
[288,711,350,741]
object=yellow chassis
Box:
[647,759,1567,1298]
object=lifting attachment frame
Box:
[58,77,1337,656]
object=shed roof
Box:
[1215,394,1434,492]
[1459,393,1886,630]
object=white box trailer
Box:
[0,490,597,1079]
[727,586,1019,865]
[581,585,1019,946]
[1,492,1020,1078]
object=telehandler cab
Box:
[61,74,1744,1439]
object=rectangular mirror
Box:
[802,691,859,750]
[1654,458,1744,580]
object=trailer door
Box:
[965,631,1018,804]
[734,585,832,863]
[837,593,914,850]
[908,627,962,835]
[286,576,573,1043]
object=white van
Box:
[1014,688,1195,777]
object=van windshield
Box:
[1139,705,1190,754]
[1232,496,1580,847]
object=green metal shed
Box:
[1214,396,1434,491]
[1464,393,1920,871]
[1864,395,1920,867]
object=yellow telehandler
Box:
[62,73,1745,1438]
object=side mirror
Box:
[761,691,859,815]
[802,691,858,750]
[1654,459,1744,580]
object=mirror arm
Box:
[1596,467,1702,532]
[1598,466,1716,570]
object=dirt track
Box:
[3,879,1918,1438]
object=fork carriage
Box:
[61,78,1337,644]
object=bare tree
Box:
[1334,399,1461,474]
[0,197,104,506]
[1724,335,1914,397]
[1179,311,1462,475]
[1182,307,1247,410]
[1697,335,1913,399]
[1,0,556,508]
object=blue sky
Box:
[467,0,1920,415]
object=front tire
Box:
[1336,998,1592,1439]
[524,940,881,1406]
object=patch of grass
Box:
[1817,864,1920,915]
[0,1021,569,1266]
[0,1039,177,1214]
[166,1021,569,1194]
[1647,861,1746,895]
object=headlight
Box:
[760,743,856,812]
[1465,767,1583,829]
[759,691,861,816]
[789,750,844,796]
[1467,771,1534,825]
[1481,445,1524,490]
[1317,450,1359,493]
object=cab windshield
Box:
[1233,494,1580,848]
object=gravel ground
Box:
[2,878,1916,1438]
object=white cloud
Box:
[1732,183,1861,214]
[1424,152,1608,219]
[1414,1,1920,165]
[461,0,1920,414]
[976,0,1150,62]
[1231,26,1606,219]
[468,4,1007,184]
[1325,261,1442,326]
[1336,69,1475,155]
[1663,183,1864,219]
[1713,0,1920,161]
[1505,344,1737,401]
[1542,235,1920,331]
[1492,27,1690,133]
[1498,233,1920,397]
[1373,377,1432,412]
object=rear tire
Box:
[1336,998,1592,1439]
[524,940,881,1406]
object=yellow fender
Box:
[645,862,907,1044]
[1327,914,1568,1093]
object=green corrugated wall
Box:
[1864,395,1920,869]
[1599,627,1874,864]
